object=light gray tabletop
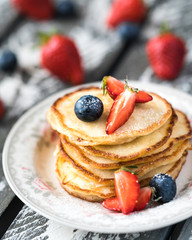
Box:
[1,0,192,239]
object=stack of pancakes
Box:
[47,87,192,202]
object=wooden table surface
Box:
[1,0,192,239]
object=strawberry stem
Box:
[102,76,108,95]
[160,23,171,35]
[118,166,138,174]
[37,29,59,46]
[124,78,139,93]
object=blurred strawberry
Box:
[107,0,147,29]
[41,34,84,85]
[146,27,186,80]
[0,99,4,120]
[11,0,54,20]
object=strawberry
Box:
[0,98,4,120]
[103,76,153,103]
[102,197,121,212]
[146,32,186,80]
[41,35,84,85]
[134,187,152,211]
[106,87,137,134]
[107,0,147,29]
[11,0,54,20]
[114,169,140,214]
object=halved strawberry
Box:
[134,187,152,211]
[135,90,153,103]
[106,88,136,134]
[103,76,124,99]
[103,76,153,103]
[114,169,140,214]
[102,197,121,212]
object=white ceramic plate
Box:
[3,81,192,233]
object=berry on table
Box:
[118,23,140,41]
[0,50,17,73]
[149,173,177,203]
[74,95,103,122]
[107,0,147,29]
[11,0,54,20]
[55,1,78,18]
[0,99,5,120]
[146,28,186,80]
[41,34,84,85]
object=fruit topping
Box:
[118,23,140,42]
[0,50,17,73]
[149,173,176,203]
[106,0,147,29]
[55,0,78,18]
[103,76,153,103]
[146,26,186,80]
[114,168,140,214]
[74,95,103,122]
[0,99,4,120]
[134,186,152,211]
[11,0,54,20]
[41,34,84,85]
[102,197,121,212]
[106,86,137,134]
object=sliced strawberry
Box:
[106,88,136,134]
[134,187,152,211]
[102,197,121,212]
[103,76,153,103]
[103,76,124,99]
[135,90,153,103]
[114,169,140,214]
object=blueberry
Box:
[0,50,17,73]
[55,1,78,18]
[118,23,140,41]
[74,95,103,122]
[149,173,176,203]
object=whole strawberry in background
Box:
[41,35,84,85]
[11,0,54,20]
[146,27,187,80]
[0,99,4,120]
[107,0,147,29]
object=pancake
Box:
[47,87,173,146]
[49,85,192,203]
[56,156,115,202]
[55,150,188,202]
[140,152,187,187]
[56,141,114,184]
[58,137,190,184]
[135,140,190,178]
[77,110,177,161]
[60,110,191,169]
